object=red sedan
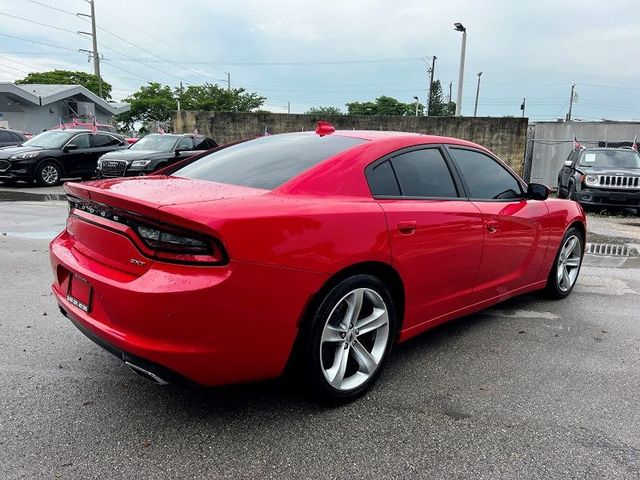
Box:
[50,126,586,401]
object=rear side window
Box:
[0,131,12,142]
[449,148,523,200]
[390,148,458,197]
[367,160,400,196]
[174,133,367,190]
[93,134,122,147]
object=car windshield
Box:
[22,130,76,149]
[579,150,640,169]
[173,133,367,189]
[129,135,178,152]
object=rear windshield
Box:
[579,149,640,169]
[173,133,367,189]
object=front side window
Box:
[390,148,458,197]
[174,133,367,190]
[176,137,194,151]
[449,148,523,200]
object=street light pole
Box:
[473,72,482,117]
[413,96,419,117]
[454,22,467,117]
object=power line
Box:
[0,33,78,52]
[23,0,76,16]
[0,11,78,34]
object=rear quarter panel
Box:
[159,195,392,274]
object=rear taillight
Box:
[68,196,227,265]
[135,224,225,264]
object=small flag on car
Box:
[632,135,638,151]
[59,118,65,130]
[264,126,271,136]
[573,135,582,150]
[91,117,98,134]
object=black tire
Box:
[35,160,62,186]
[544,226,584,299]
[298,274,397,403]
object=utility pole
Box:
[426,56,437,116]
[413,96,419,117]
[566,84,575,121]
[177,81,183,111]
[448,81,453,103]
[520,97,526,118]
[454,22,467,116]
[287,101,291,114]
[225,72,231,90]
[473,72,482,117]
[77,0,101,97]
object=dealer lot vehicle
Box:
[96,133,218,178]
[557,146,640,211]
[0,128,27,148]
[0,129,128,186]
[50,127,586,401]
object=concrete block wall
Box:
[172,111,528,175]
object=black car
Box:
[0,129,128,186]
[0,128,27,148]
[96,133,217,178]
[557,146,640,211]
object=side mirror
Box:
[64,143,78,152]
[564,160,573,166]
[526,183,550,201]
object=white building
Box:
[0,83,129,133]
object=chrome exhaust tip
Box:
[124,361,169,385]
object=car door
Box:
[61,133,94,177]
[446,146,549,304]
[368,146,484,329]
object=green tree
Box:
[176,83,265,112]
[16,70,112,100]
[346,96,423,116]
[116,82,176,131]
[428,80,456,116]
[305,106,343,115]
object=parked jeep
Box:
[557,146,640,212]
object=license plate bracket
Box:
[67,274,92,312]
[609,192,627,202]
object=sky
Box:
[0,0,639,121]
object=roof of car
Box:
[0,127,26,134]
[332,130,487,149]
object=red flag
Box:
[632,135,638,151]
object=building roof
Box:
[0,83,130,115]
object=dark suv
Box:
[557,147,640,211]
[0,129,128,186]
[0,128,27,148]
[96,133,217,178]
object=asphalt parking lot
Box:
[1,184,639,479]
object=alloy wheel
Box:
[41,165,59,185]
[320,287,390,391]
[557,234,582,292]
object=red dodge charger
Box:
[50,125,586,401]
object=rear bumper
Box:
[576,188,640,208]
[50,230,328,386]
